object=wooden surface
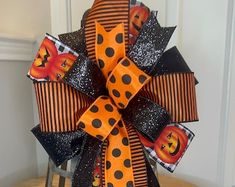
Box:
[15,174,197,187]
[158,175,197,187]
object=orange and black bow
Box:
[29,1,198,187]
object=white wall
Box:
[222,1,235,186]
[0,0,51,37]
[158,0,234,187]
[0,35,37,187]
[0,0,51,186]
[175,0,228,186]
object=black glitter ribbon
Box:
[123,96,171,142]
[32,125,102,187]
[63,54,106,99]
[31,125,86,166]
[72,135,102,187]
[155,46,199,84]
[128,11,176,76]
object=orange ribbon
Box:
[77,22,151,186]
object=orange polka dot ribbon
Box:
[106,58,151,108]
[95,22,126,79]
[95,22,151,109]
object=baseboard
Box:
[0,33,35,62]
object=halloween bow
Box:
[28,0,198,186]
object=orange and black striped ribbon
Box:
[34,82,92,132]
[85,0,129,62]
[140,73,198,123]
[101,141,107,186]
[126,124,148,187]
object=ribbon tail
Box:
[72,135,102,187]
[144,155,161,187]
[31,125,86,166]
[126,123,149,186]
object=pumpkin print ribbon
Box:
[28,0,199,186]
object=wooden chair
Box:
[45,157,77,187]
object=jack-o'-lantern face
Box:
[92,172,101,187]
[92,156,102,187]
[155,126,188,164]
[129,5,150,39]
[29,37,77,81]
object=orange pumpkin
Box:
[29,37,77,81]
[129,5,150,43]
[138,133,154,148]
[155,126,188,164]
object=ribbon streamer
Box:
[72,135,103,187]
[85,0,130,62]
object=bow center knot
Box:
[77,96,122,141]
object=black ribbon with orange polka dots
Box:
[29,0,199,186]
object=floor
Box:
[15,175,197,187]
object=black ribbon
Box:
[72,135,102,187]
[155,46,199,84]
[31,125,86,166]
[32,126,102,187]
[128,11,176,76]
[63,54,106,99]
[123,96,171,142]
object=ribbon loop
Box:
[107,57,151,109]
[34,81,92,132]
[141,72,198,123]
[77,96,122,141]
[63,54,107,99]
[123,96,171,142]
[128,11,176,76]
[32,125,86,166]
